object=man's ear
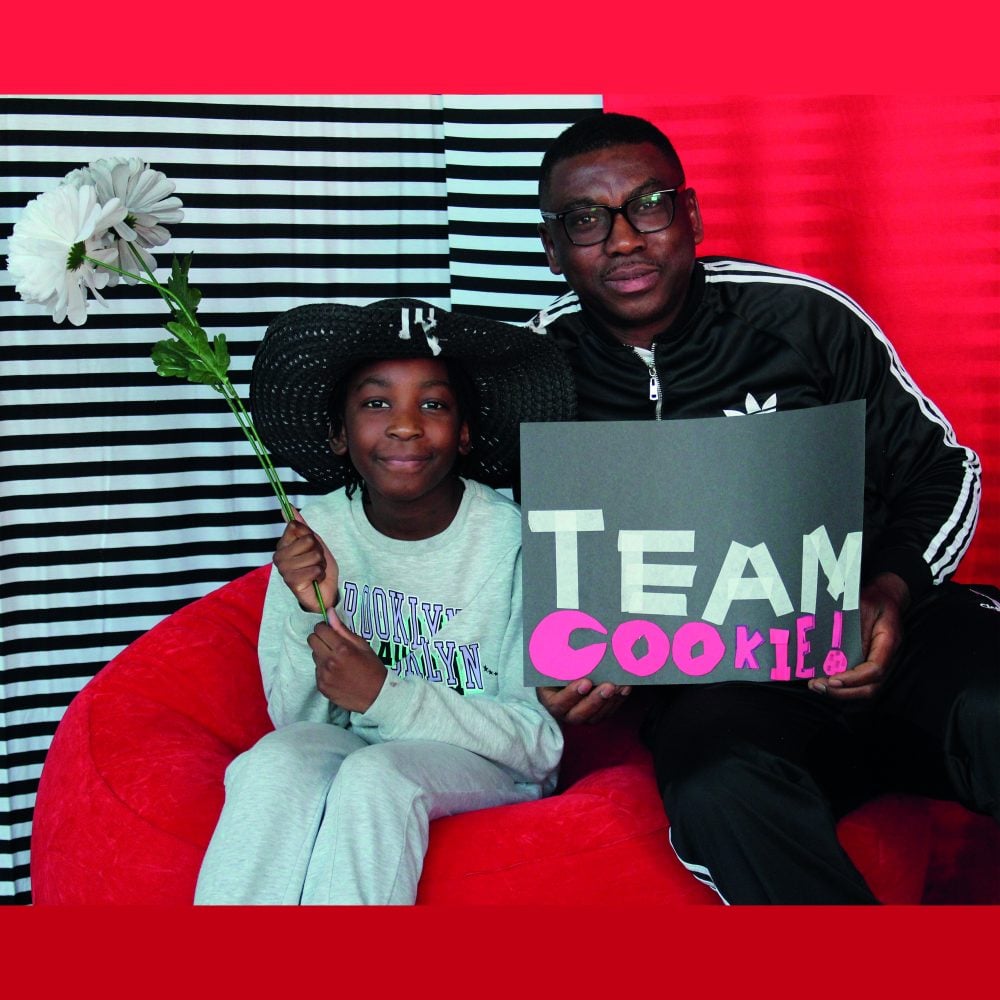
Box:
[330,428,348,456]
[457,420,471,456]
[686,189,705,246]
[538,222,563,276]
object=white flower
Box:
[6,184,126,326]
[64,157,184,283]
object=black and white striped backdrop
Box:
[0,94,602,903]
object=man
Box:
[528,112,999,903]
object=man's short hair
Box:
[539,112,684,207]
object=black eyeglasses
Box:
[541,187,683,246]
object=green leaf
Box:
[151,338,197,379]
[151,338,225,388]
[151,257,229,390]
[165,319,211,356]
[167,254,203,318]
[212,333,231,376]
[186,366,227,386]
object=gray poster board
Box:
[521,401,865,685]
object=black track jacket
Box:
[527,257,981,602]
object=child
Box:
[194,298,576,904]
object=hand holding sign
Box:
[810,571,910,699]
[538,679,632,724]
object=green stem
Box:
[217,379,295,520]
[216,382,328,620]
[86,254,199,329]
[85,251,328,621]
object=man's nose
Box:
[603,209,646,253]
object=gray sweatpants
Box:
[194,721,538,905]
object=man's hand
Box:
[539,680,631,725]
[308,615,387,714]
[274,512,339,614]
[809,572,910,700]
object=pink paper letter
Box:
[528,610,608,681]
[672,622,726,677]
[734,626,763,670]
[769,628,791,681]
[611,619,670,677]
[795,615,815,678]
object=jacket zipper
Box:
[634,348,663,420]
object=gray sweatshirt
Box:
[258,478,563,793]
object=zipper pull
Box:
[648,373,659,401]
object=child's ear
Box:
[457,420,471,456]
[330,428,348,456]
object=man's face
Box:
[539,142,703,348]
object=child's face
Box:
[331,357,471,504]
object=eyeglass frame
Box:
[540,186,686,247]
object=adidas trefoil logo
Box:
[724,392,777,417]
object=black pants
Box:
[640,582,1000,904]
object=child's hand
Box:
[308,615,388,713]
[273,512,339,614]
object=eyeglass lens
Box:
[563,190,676,246]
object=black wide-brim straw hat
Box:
[250,298,577,490]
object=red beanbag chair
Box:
[32,566,982,906]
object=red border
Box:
[4,1,1000,91]
[4,0,999,989]
[3,906,1000,992]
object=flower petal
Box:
[7,185,124,324]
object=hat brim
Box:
[250,299,577,489]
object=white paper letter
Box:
[800,526,862,612]
[617,530,696,616]
[527,509,605,608]
[702,541,794,625]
